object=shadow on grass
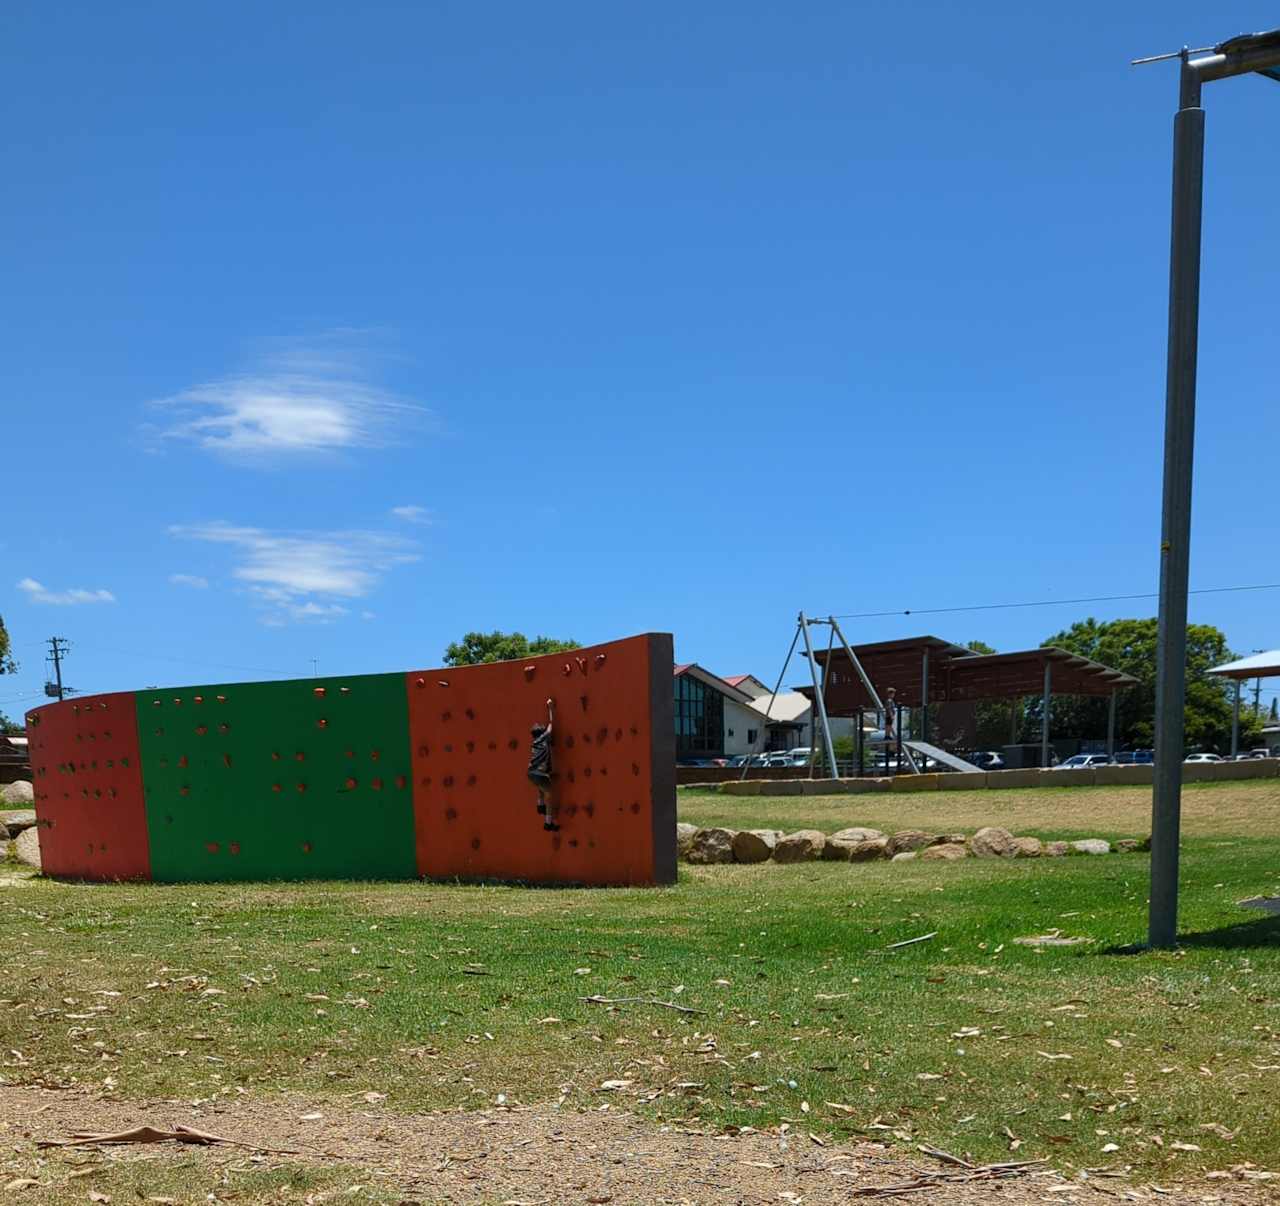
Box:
[1101,913,1280,955]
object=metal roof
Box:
[806,636,1138,712]
[1208,649,1280,680]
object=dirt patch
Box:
[0,1087,1272,1204]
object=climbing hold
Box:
[229,842,241,855]
[313,687,326,698]
[218,723,230,734]
[438,679,450,688]
[216,694,227,703]
[345,777,357,790]
[295,751,305,761]
[416,677,426,688]
[371,749,381,761]
[205,841,219,854]
[271,751,281,760]
[194,695,204,704]
[222,753,233,768]
[178,755,188,768]
[595,653,606,667]
[561,662,572,676]
[301,841,313,854]
[196,725,208,736]
[372,777,383,791]
[272,783,282,793]
[523,664,536,679]
[395,775,406,789]
[317,718,328,728]
[576,658,587,676]
[296,782,307,793]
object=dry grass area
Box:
[679,779,1280,841]
[14,1083,1247,1206]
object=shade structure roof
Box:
[1208,649,1280,680]
[804,636,1139,714]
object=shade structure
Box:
[806,637,1138,715]
[1207,650,1280,680]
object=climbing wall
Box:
[406,633,676,886]
[134,673,416,882]
[24,633,676,886]
[24,692,150,880]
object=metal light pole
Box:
[1143,29,1280,949]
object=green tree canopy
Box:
[0,613,19,733]
[443,630,580,667]
[0,613,15,677]
[1041,616,1251,753]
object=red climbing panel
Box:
[25,692,151,880]
[406,633,676,886]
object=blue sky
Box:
[3,2,1279,717]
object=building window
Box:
[674,674,724,758]
[747,728,758,745]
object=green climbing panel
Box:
[135,674,415,881]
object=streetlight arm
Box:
[1191,28,1280,83]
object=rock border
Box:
[676,824,1146,866]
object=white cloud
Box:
[169,521,417,625]
[150,335,428,459]
[18,577,116,606]
[390,504,433,525]
[361,610,377,621]
[169,573,209,589]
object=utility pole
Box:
[1141,28,1280,949]
[47,636,69,701]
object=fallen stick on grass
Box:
[37,1124,301,1156]
[885,932,937,950]
[579,994,707,1015]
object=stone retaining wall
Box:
[713,758,1280,797]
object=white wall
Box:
[724,698,769,756]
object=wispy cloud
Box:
[18,577,116,606]
[169,521,418,624]
[149,334,428,460]
[390,504,433,525]
[169,573,209,589]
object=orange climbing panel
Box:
[25,692,151,880]
[406,633,675,885]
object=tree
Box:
[0,612,19,732]
[443,630,581,667]
[1040,617,1252,753]
[0,613,15,678]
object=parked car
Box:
[964,750,1004,770]
[1184,752,1222,763]
[1056,753,1111,770]
[1114,749,1155,765]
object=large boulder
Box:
[847,838,890,862]
[1071,838,1111,856]
[970,826,1017,859]
[920,842,969,862]
[1114,838,1140,854]
[676,822,699,858]
[1,809,37,833]
[732,829,780,864]
[2,780,35,805]
[891,851,918,863]
[830,827,885,844]
[772,830,826,863]
[14,826,40,869]
[0,821,9,844]
[1012,836,1043,858]
[1042,840,1071,857]
[687,827,736,864]
[886,830,938,857]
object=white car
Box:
[1056,754,1110,770]
[1184,752,1223,763]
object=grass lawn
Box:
[1,780,1278,1182]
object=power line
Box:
[830,582,1280,621]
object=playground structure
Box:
[747,615,1139,779]
[23,633,676,885]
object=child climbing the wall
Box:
[528,698,558,831]
[882,687,897,742]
